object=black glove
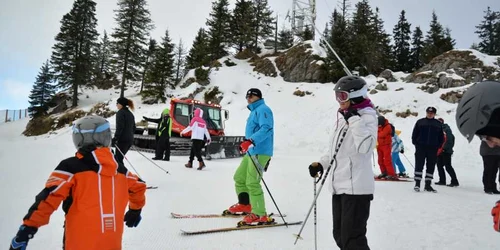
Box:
[111,138,117,147]
[10,225,37,250]
[308,162,324,178]
[400,149,404,154]
[124,209,142,228]
[339,107,359,121]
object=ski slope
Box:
[1,53,500,249]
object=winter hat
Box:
[246,88,262,99]
[117,97,129,106]
[426,106,437,114]
[377,116,386,126]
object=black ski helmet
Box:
[456,81,500,142]
[72,115,112,150]
[334,76,368,101]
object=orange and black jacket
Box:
[21,147,146,250]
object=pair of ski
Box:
[171,212,302,235]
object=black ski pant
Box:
[482,155,500,192]
[189,139,205,162]
[436,153,459,184]
[332,194,372,250]
[414,146,438,184]
[115,141,132,164]
[155,135,170,160]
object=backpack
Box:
[389,123,395,137]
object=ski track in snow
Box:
[1,50,499,249]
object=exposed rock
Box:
[251,58,277,77]
[375,83,388,91]
[293,89,313,97]
[204,86,223,104]
[274,43,328,83]
[55,110,87,129]
[405,50,500,88]
[417,83,440,94]
[195,68,211,86]
[210,60,222,69]
[235,49,256,60]
[23,116,56,136]
[180,77,196,88]
[395,87,404,91]
[49,93,70,115]
[440,90,465,104]
[396,109,419,118]
[187,87,206,99]
[224,58,237,67]
[88,102,116,118]
[378,69,397,82]
[369,89,378,94]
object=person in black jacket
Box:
[435,118,459,187]
[143,108,172,161]
[113,97,136,164]
[480,141,500,194]
[411,106,444,192]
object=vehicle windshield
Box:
[194,104,222,130]
[173,103,190,127]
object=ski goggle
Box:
[335,91,349,103]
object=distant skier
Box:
[435,118,459,187]
[113,97,136,164]
[391,127,408,178]
[180,108,211,170]
[143,108,172,161]
[377,116,397,179]
[9,116,146,250]
[411,106,444,192]
[223,88,275,226]
[308,76,376,250]
[455,80,500,232]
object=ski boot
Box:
[414,180,421,192]
[185,161,193,168]
[424,182,437,193]
[197,161,206,170]
[398,172,410,178]
[237,213,275,227]
[385,175,399,181]
[222,203,252,216]
[376,173,387,179]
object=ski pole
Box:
[131,145,170,175]
[249,154,287,226]
[115,146,143,179]
[313,178,318,250]
[294,127,348,245]
[402,153,415,169]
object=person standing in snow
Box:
[9,116,146,250]
[113,97,136,164]
[435,118,459,187]
[223,88,275,226]
[480,141,500,194]
[143,108,172,161]
[411,106,444,192]
[308,76,377,250]
[377,116,397,179]
[455,80,500,232]
[392,128,408,178]
[180,108,211,170]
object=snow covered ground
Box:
[1,53,500,249]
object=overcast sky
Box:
[1,0,498,109]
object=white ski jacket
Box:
[318,107,377,195]
[180,109,211,142]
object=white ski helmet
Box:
[72,115,112,150]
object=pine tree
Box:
[470,42,481,50]
[206,0,231,60]
[174,39,187,85]
[231,0,256,52]
[278,28,294,49]
[370,7,393,73]
[410,26,424,71]
[252,0,275,50]
[392,10,412,72]
[142,29,175,103]
[349,0,374,75]
[440,27,456,52]
[140,38,157,93]
[422,11,453,63]
[28,60,56,118]
[50,0,99,107]
[475,7,499,55]
[186,28,210,69]
[326,8,352,80]
[300,26,314,41]
[96,31,112,74]
[91,30,118,89]
[111,0,153,98]
[338,0,351,21]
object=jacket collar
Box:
[247,99,265,111]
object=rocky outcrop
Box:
[405,50,500,89]
[274,43,328,83]
[378,69,397,82]
[251,57,277,77]
[440,89,466,104]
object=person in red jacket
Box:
[9,116,147,250]
[377,116,397,179]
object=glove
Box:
[339,107,359,121]
[239,139,254,154]
[111,138,117,147]
[492,200,500,232]
[308,162,324,178]
[10,225,37,250]
[437,148,443,156]
[400,149,404,154]
[124,209,142,228]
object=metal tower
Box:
[290,0,316,38]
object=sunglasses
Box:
[335,91,349,103]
